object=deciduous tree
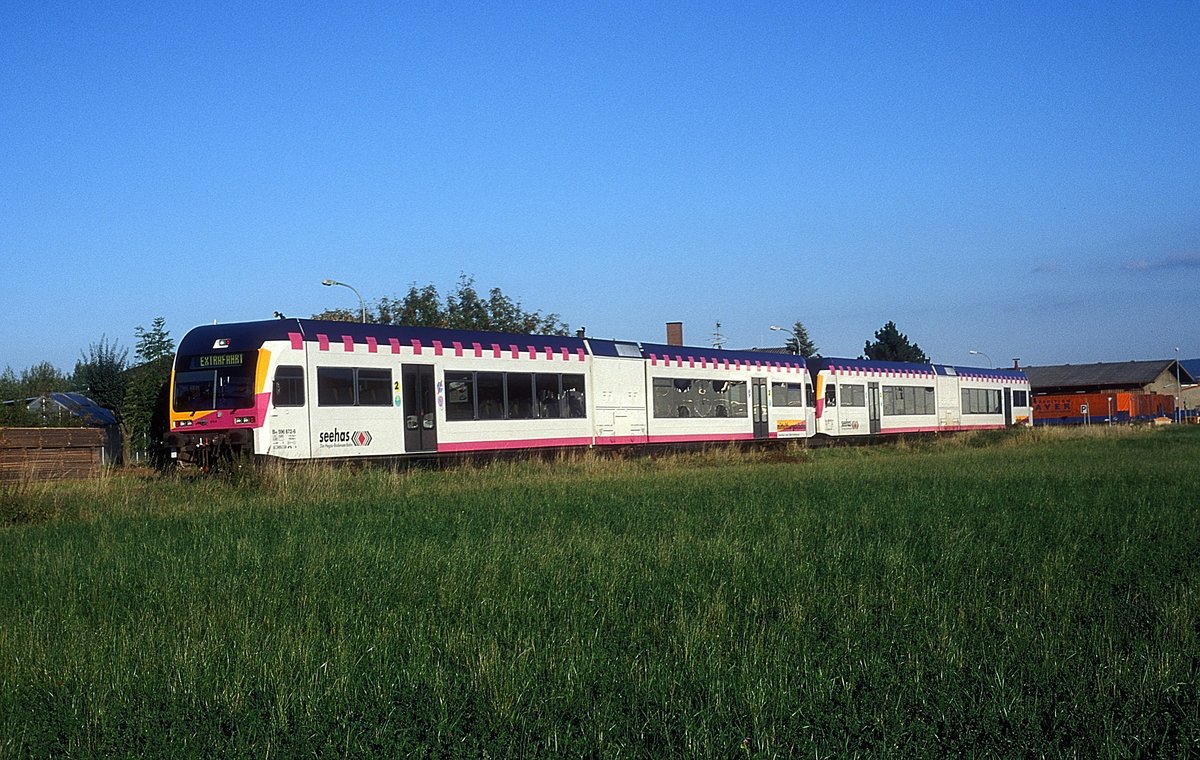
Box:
[74,336,129,413]
[312,275,569,335]
[378,284,445,327]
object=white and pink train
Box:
[165,319,1031,465]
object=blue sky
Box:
[3,1,1197,374]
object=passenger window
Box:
[477,373,504,420]
[446,372,475,421]
[507,373,534,419]
[317,367,355,406]
[562,374,586,418]
[357,368,392,406]
[273,365,305,407]
[536,374,561,418]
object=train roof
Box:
[638,342,806,369]
[176,319,809,368]
[177,319,590,357]
[808,356,1027,382]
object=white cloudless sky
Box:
[2,1,1197,373]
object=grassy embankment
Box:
[1,427,1197,757]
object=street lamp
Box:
[968,349,993,367]
[1176,347,1181,423]
[322,278,366,323]
[769,325,798,355]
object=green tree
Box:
[311,306,373,323]
[134,317,175,363]
[312,275,569,335]
[378,284,446,327]
[784,320,819,357]
[122,356,173,467]
[0,366,18,401]
[863,321,929,363]
[0,366,35,425]
[446,275,491,330]
[484,286,568,335]
[75,336,129,413]
[1,362,78,425]
[124,317,175,466]
[22,362,73,395]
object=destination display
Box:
[190,353,245,370]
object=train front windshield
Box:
[173,351,257,412]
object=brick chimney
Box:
[666,321,683,346]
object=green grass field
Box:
[2,427,1198,757]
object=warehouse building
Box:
[1025,359,1196,425]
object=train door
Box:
[402,364,438,453]
[806,380,816,437]
[868,382,882,434]
[752,377,770,440]
[1003,387,1013,426]
[267,364,311,458]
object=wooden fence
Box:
[0,427,110,482]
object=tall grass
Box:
[1,427,1197,757]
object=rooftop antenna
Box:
[711,321,725,349]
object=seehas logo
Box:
[318,428,373,447]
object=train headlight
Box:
[235,416,255,425]
[176,420,193,427]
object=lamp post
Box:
[1176,347,1181,423]
[322,279,366,323]
[968,349,993,367]
[769,325,798,355]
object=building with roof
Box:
[4,392,122,463]
[24,392,119,428]
[1024,359,1197,424]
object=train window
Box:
[317,367,393,407]
[562,374,586,418]
[477,373,505,420]
[651,376,747,418]
[962,388,1002,414]
[883,385,935,416]
[882,386,899,415]
[357,369,392,406]
[507,374,535,419]
[446,372,475,421]
[652,378,675,417]
[536,374,561,418]
[273,366,305,407]
[445,371,587,421]
[824,385,836,408]
[724,381,748,417]
[317,367,355,406]
[841,384,866,407]
[215,373,254,410]
[174,351,258,412]
[1012,390,1029,407]
[771,382,806,407]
